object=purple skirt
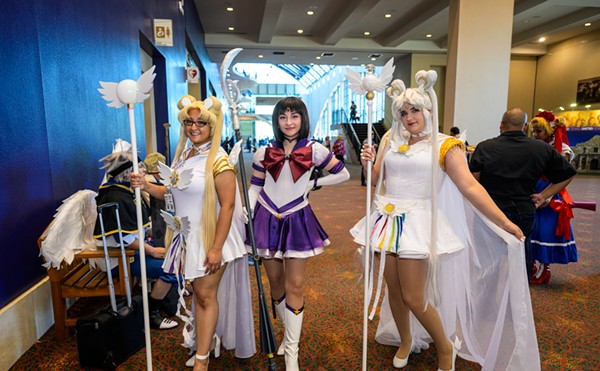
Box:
[246,202,329,259]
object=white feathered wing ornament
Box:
[228,140,243,167]
[98,65,157,108]
[157,161,193,190]
[40,190,98,269]
[346,58,395,95]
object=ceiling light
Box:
[297,29,304,34]
[364,31,371,36]
[570,103,577,107]
[426,34,432,38]
[539,37,546,42]
[371,57,376,61]
[228,27,235,31]
[585,104,591,109]
[385,14,391,18]
[226,7,233,12]
[310,63,315,65]
[352,57,358,60]
[558,106,565,111]
[584,22,591,27]
[307,10,314,15]
[258,55,264,59]
[316,56,321,60]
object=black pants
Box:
[499,202,536,278]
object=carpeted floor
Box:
[11,157,600,370]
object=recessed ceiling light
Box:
[385,13,391,18]
[310,63,315,65]
[228,27,235,31]
[371,57,376,61]
[539,37,546,42]
[226,7,233,12]
[316,56,321,60]
[585,104,591,108]
[364,31,371,36]
[258,55,264,59]
[570,103,577,107]
[307,10,314,15]
[352,57,358,60]
[297,29,304,34]
[584,22,591,27]
[426,34,432,38]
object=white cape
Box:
[373,170,540,370]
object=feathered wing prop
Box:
[346,58,396,371]
[345,58,395,96]
[98,66,156,108]
[97,66,157,371]
[40,190,98,269]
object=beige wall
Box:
[534,29,600,113]
[508,57,537,120]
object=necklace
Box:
[284,135,298,143]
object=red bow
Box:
[262,146,313,182]
[548,189,574,240]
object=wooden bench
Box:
[38,232,134,340]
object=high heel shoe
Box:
[392,340,412,368]
[529,263,551,285]
[185,335,221,367]
[437,336,461,371]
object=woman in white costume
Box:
[247,97,349,371]
[131,96,254,371]
[352,71,540,370]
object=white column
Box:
[444,0,515,144]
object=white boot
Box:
[274,297,287,356]
[284,305,304,371]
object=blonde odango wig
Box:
[172,95,225,254]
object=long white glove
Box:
[315,167,350,187]
[248,184,261,213]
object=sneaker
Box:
[150,311,178,330]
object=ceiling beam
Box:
[513,0,551,15]
[319,0,382,45]
[377,0,448,47]
[258,0,285,43]
[512,7,600,45]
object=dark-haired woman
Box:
[247,97,349,371]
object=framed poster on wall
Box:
[576,76,600,104]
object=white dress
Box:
[165,145,255,358]
[250,140,333,258]
[169,147,247,278]
[351,134,540,371]
[350,139,463,258]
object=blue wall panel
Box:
[0,0,200,308]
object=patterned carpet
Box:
[11,159,600,370]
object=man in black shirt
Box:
[469,107,576,277]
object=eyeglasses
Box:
[183,120,208,127]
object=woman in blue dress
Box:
[529,114,577,284]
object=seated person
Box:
[93,143,178,330]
